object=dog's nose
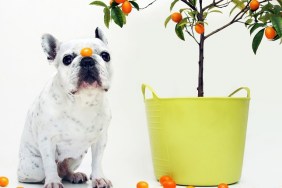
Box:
[80,48,93,57]
[80,57,95,69]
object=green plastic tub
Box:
[142,84,250,186]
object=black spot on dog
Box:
[34,163,39,168]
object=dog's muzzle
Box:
[79,57,101,85]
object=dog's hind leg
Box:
[17,153,45,183]
[58,158,88,184]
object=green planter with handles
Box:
[142,84,250,186]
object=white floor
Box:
[0,168,264,188]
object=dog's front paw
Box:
[64,172,88,184]
[92,178,112,188]
[44,182,64,188]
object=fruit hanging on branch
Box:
[90,0,140,28]
[171,12,183,23]
[249,0,260,11]
[122,1,133,14]
[195,23,205,35]
[265,26,277,39]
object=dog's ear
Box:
[41,34,59,61]
[95,27,108,45]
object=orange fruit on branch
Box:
[195,23,205,34]
[171,12,182,23]
[122,1,132,14]
[249,0,260,11]
[115,0,125,4]
[265,26,277,40]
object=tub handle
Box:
[228,87,250,98]
[142,84,159,100]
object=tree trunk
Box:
[197,0,204,97]
[197,34,204,97]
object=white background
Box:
[0,0,282,188]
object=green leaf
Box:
[230,5,238,16]
[209,10,223,14]
[252,28,264,54]
[231,0,245,9]
[261,3,274,14]
[273,5,282,15]
[170,0,179,11]
[164,15,171,28]
[129,1,139,11]
[175,24,185,41]
[111,7,124,28]
[90,1,108,8]
[278,0,282,7]
[203,12,208,19]
[270,15,282,37]
[110,1,119,7]
[250,23,266,35]
[188,10,197,19]
[104,7,111,28]
[245,18,253,26]
[230,0,245,15]
[191,0,197,6]
[247,23,255,29]
[258,13,271,23]
[178,18,189,27]
[121,11,127,24]
[180,8,189,13]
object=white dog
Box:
[17,28,113,188]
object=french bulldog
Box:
[17,27,113,188]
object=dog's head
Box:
[41,27,112,95]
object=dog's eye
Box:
[100,52,110,62]
[63,55,74,66]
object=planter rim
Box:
[144,96,251,101]
[142,84,251,101]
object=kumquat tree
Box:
[90,0,282,97]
